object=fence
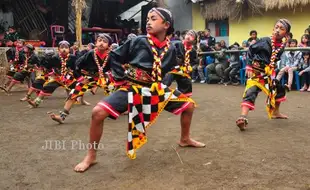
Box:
[198,47,310,55]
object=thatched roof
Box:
[264,0,310,10]
[200,0,310,21]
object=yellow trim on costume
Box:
[244,65,276,119]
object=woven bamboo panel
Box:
[0,48,9,86]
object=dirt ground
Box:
[1,84,310,190]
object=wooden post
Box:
[72,0,86,48]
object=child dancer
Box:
[3,44,40,94]
[20,49,55,101]
[48,33,113,124]
[74,7,205,172]
[163,30,198,97]
[27,41,77,108]
[236,19,291,131]
[2,39,25,90]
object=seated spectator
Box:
[199,28,216,52]
[193,29,216,83]
[4,26,21,47]
[305,27,310,35]
[241,40,249,49]
[248,30,259,44]
[220,40,228,50]
[276,39,302,90]
[299,51,310,91]
[298,34,309,47]
[286,32,293,47]
[240,41,248,61]
[206,42,228,83]
[224,44,241,85]
[192,52,207,83]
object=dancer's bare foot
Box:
[272,113,288,119]
[81,100,91,106]
[20,96,29,102]
[236,116,248,131]
[74,153,97,172]
[122,111,129,115]
[91,87,98,95]
[47,112,64,124]
[178,138,206,148]
[0,86,11,95]
[27,100,38,108]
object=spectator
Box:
[192,31,208,83]
[224,44,241,85]
[239,41,248,62]
[4,26,21,46]
[220,40,228,50]
[205,42,227,83]
[305,28,310,35]
[299,51,310,92]
[298,34,309,47]
[199,28,216,52]
[286,32,293,46]
[276,39,302,91]
[192,58,207,84]
[248,30,258,44]
[241,40,249,49]
[214,42,229,84]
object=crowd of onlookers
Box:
[169,25,310,91]
[0,26,21,47]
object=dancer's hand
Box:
[299,71,304,76]
[82,78,89,84]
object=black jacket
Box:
[22,52,40,69]
[109,35,178,81]
[49,54,76,75]
[173,41,198,66]
[247,37,284,70]
[6,47,24,64]
[75,50,110,79]
[199,36,216,52]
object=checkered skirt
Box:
[126,82,193,159]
